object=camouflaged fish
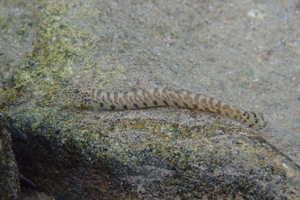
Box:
[61,88,267,130]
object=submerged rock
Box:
[0,115,20,200]
[2,108,300,199]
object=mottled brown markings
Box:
[154,88,160,94]
[101,95,109,105]
[183,102,189,108]
[142,89,150,102]
[110,105,115,110]
[173,101,179,107]
[162,89,170,101]
[209,98,214,107]
[184,91,193,103]
[176,92,183,102]
[133,90,143,103]
[118,97,124,105]
[144,89,153,101]
[223,104,231,110]
[202,104,209,111]
[201,98,207,105]
[236,109,241,115]
[129,95,135,105]
[194,94,201,104]
[133,91,139,102]
[106,92,113,104]
[163,100,169,106]
[215,100,222,109]
[123,92,131,105]
[169,93,176,99]
[63,88,267,130]
[153,88,162,101]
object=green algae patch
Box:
[4,106,300,199]
[0,0,126,113]
[1,0,300,199]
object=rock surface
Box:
[0,116,20,200]
[1,0,300,199]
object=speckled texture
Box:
[0,115,20,200]
[1,0,300,199]
[62,88,267,130]
[2,108,300,199]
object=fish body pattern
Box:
[62,88,267,130]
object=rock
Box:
[0,115,20,200]
[2,109,300,199]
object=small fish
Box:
[61,88,267,130]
